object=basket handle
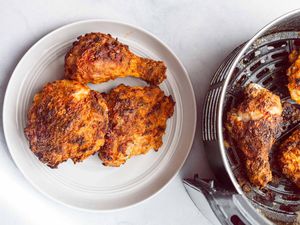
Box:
[183,174,271,225]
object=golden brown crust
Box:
[226,83,282,187]
[24,80,108,168]
[99,84,175,167]
[64,33,166,85]
[279,128,300,189]
[287,50,300,104]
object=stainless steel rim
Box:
[218,8,300,197]
[215,9,300,223]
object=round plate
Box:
[2,20,196,211]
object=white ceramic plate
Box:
[3,20,196,211]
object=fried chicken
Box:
[279,128,300,189]
[287,50,300,104]
[99,84,175,167]
[226,83,282,187]
[24,80,108,168]
[64,33,166,85]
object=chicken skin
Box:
[65,33,166,85]
[226,83,282,187]
[287,50,300,104]
[279,128,300,189]
[99,84,175,167]
[24,80,108,168]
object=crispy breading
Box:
[282,102,300,125]
[99,84,175,167]
[287,50,300,104]
[24,80,108,168]
[279,128,300,189]
[226,83,282,187]
[64,33,166,85]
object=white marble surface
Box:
[0,1,299,224]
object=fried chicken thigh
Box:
[287,50,300,104]
[226,83,282,187]
[279,128,300,189]
[65,33,166,85]
[99,84,175,167]
[24,80,108,168]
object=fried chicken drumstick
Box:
[279,128,300,189]
[287,50,300,104]
[99,84,175,167]
[24,80,108,168]
[65,33,166,85]
[226,83,282,187]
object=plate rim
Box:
[2,19,197,211]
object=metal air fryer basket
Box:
[184,9,300,225]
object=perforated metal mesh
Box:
[203,32,300,224]
[224,32,300,223]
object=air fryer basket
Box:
[201,10,300,224]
